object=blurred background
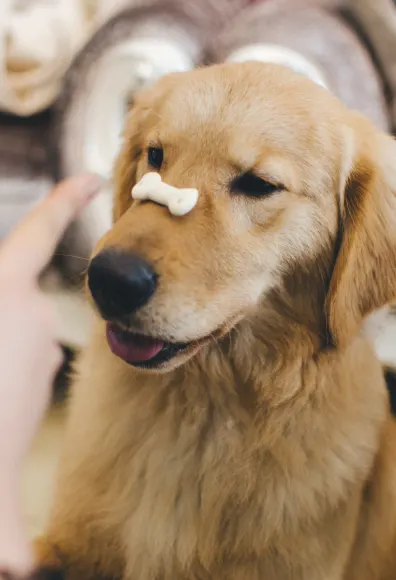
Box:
[1,0,395,539]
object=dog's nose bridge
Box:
[131,172,199,217]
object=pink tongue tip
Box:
[106,324,165,364]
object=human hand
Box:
[0,174,101,574]
[0,174,101,476]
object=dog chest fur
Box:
[48,328,388,580]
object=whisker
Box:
[55,253,90,262]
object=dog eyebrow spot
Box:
[131,172,199,216]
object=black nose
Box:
[87,249,157,320]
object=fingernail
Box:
[79,173,106,200]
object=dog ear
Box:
[112,111,142,222]
[112,84,157,222]
[326,124,396,346]
[112,74,184,222]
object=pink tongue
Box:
[106,323,165,364]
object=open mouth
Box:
[106,323,192,368]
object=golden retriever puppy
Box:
[37,62,396,580]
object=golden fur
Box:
[37,62,396,579]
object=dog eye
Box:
[147,146,163,170]
[231,172,280,197]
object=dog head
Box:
[87,62,396,372]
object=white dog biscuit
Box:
[131,172,198,216]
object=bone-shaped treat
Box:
[131,172,199,216]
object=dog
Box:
[37,62,396,579]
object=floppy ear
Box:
[112,111,142,222]
[326,126,396,346]
[112,84,157,221]
[112,75,181,222]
